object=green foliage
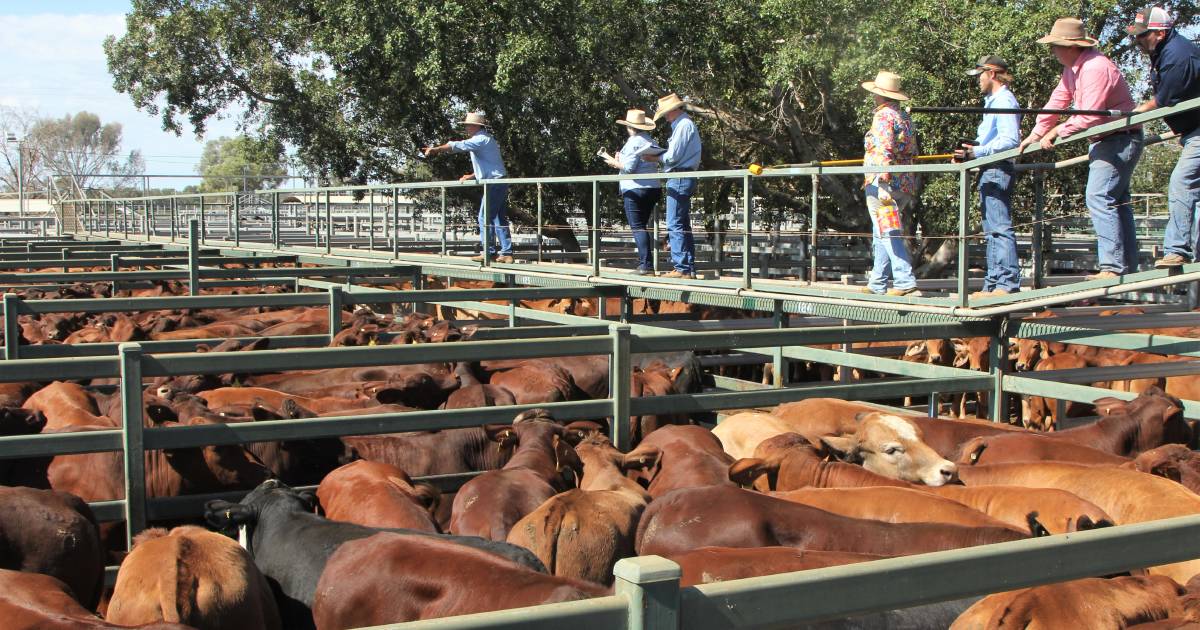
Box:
[195,135,288,193]
[105,0,1198,245]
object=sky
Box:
[0,1,244,191]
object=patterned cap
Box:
[966,55,1011,76]
[1128,6,1174,36]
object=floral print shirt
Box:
[863,101,919,195]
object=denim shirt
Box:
[618,132,661,192]
[661,113,702,194]
[1150,29,1200,136]
[974,86,1021,158]
[449,129,507,180]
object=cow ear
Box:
[145,403,176,425]
[819,435,861,462]
[957,437,988,466]
[411,483,442,515]
[484,424,516,446]
[621,447,661,472]
[728,458,772,487]
[204,500,255,530]
[904,341,926,358]
[296,490,319,513]
[1150,463,1183,484]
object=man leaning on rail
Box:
[422,112,515,264]
[1126,7,1200,270]
[955,55,1022,298]
[1018,17,1144,281]
[642,93,701,280]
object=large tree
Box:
[0,109,144,201]
[105,0,1196,259]
[196,135,288,193]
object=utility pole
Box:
[6,134,24,217]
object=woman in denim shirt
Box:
[604,109,663,275]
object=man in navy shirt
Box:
[644,93,701,279]
[1128,7,1200,269]
[423,112,513,264]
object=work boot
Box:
[632,267,653,276]
[1086,271,1121,281]
[470,254,485,263]
[886,287,922,297]
[660,270,696,280]
[1154,253,1188,268]
[493,255,515,264]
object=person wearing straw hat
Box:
[1125,7,1200,270]
[641,93,701,279]
[602,109,663,275]
[422,112,514,264]
[1018,18,1143,280]
[956,56,1022,297]
[861,70,921,297]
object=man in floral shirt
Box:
[861,70,921,297]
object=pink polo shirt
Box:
[1032,48,1139,139]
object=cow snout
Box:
[927,461,958,486]
[1014,361,1027,371]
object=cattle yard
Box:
[0,99,1199,629]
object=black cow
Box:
[205,479,546,630]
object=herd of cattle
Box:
[2,279,1200,628]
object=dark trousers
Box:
[623,188,661,270]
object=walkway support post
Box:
[957,169,970,307]
[119,342,146,549]
[742,175,752,289]
[328,285,344,345]
[188,219,200,296]
[610,323,631,452]
[3,293,19,360]
[614,556,681,630]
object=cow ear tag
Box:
[237,524,249,550]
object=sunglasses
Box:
[1134,30,1153,40]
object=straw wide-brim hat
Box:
[652,93,687,121]
[1036,18,1098,47]
[454,112,490,127]
[861,71,910,102]
[617,109,656,131]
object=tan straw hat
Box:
[652,93,687,121]
[1036,18,1098,47]
[861,71,910,102]
[454,112,490,127]
[617,109,656,131]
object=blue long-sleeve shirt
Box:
[617,132,662,192]
[660,113,702,173]
[1150,29,1200,136]
[449,129,507,180]
[973,86,1021,158]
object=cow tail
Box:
[1024,511,1051,538]
[160,536,198,624]
[525,500,569,576]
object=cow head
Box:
[165,417,273,491]
[1127,388,1191,451]
[951,337,990,371]
[820,413,958,486]
[1013,339,1045,371]
[205,479,316,549]
[0,407,46,436]
[727,432,821,492]
[574,435,660,493]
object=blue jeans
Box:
[477,183,512,256]
[623,188,660,270]
[1161,128,1200,261]
[1087,132,1144,273]
[666,178,696,274]
[979,162,1021,292]
[865,183,916,292]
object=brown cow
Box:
[1049,388,1190,456]
[316,460,440,532]
[956,433,1132,467]
[730,433,910,492]
[507,436,659,585]
[449,410,580,540]
[959,462,1200,583]
[621,424,734,499]
[635,485,1027,558]
[666,546,886,587]
[341,427,515,477]
[0,569,193,630]
[951,575,1186,629]
[107,526,280,630]
[768,486,1024,532]
[1128,444,1200,495]
[310,532,608,629]
[928,485,1114,535]
[487,361,578,405]
[24,381,108,429]
[442,362,516,409]
[198,387,378,416]
[0,487,104,610]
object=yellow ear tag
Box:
[368,338,377,346]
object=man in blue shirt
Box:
[422,112,513,264]
[1128,7,1200,269]
[645,93,701,279]
[955,56,1022,296]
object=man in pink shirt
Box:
[1019,18,1144,279]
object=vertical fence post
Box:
[199,196,207,244]
[392,188,402,260]
[3,293,20,360]
[233,193,241,247]
[61,248,69,273]
[188,219,200,296]
[328,285,343,344]
[613,556,681,630]
[810,174,819,283]
[508,299,518,328]
[609,323,632,451]
[143,200,151,239]
[989,320,1009,423]
[591,181,601,276]
[772,300,788,388]
[437,187,446,257]
[170,198,178,243]
[482,184,492,266]
[652,191,660,275]
[536,183,544,264]
[110,254,120,273]
[957,169,970,307]
[119,342,147,549]
[325,190,333,254]
[1032,171,1046,290]
[367,190,376,252]
[105,200,111,237]
[742,175,753,289]
[271,192,281,249]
